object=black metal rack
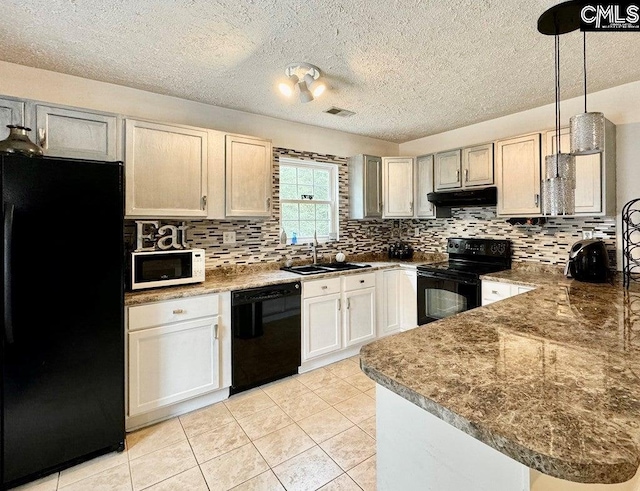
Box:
[622,198,640,289]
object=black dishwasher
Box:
[231,282,301,395]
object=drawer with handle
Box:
[303,277,341,299]
[128,293,219,331]
[343,272,376,292]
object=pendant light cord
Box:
[583,31,587,113]
[555,31,561,160]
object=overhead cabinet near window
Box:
[225,135,272,217]
[543,121,616,216]
[31,104,119,161]
[382,157,414,218]
[496,133,542,216]
[125,119,208,218]
[0,97,24,140]
[348,154,383,219]
[207,132,272,219]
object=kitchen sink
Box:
[281,263,371,275]
[314,262,371,271]
[281,265,330,275]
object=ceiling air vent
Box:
[324,107,355,117]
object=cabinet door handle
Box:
[465,169,469,182]
[492,290,499,295]
[360,279,365,283]
[266,197,271,208]
[173,309,185,314]
[456,169,460,182]
[38,129,47,148]
[338,299,341,311]
[201,196,207,210]
[321,285,328,290]
[346,298,350,310]
[429,203,433,211]
[214,323,219,339]
[409,201,413,213]
[534,193,540,207]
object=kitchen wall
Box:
[400,80,640,270]
[3,61,636,269]
[397,210,616,267]
[126,146,616,270]
[125,147,394,268]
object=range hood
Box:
[427,186,497,208]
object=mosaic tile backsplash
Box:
[124,148,616,269]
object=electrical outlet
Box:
[223,231,236,244]
[582,229,594,240]
[414,227,420,237]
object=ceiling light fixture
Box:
[538,1,579,217]
[279,63,326,103]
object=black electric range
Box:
[416,238,511,324]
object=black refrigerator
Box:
[1,155,125,489]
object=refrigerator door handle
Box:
[4,202,15,344]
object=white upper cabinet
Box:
[496,133,542,216]
[207,132,272,219]
[544,121,616,216]
[225,135,272,218]
[0,97,24,140]
[415,154,435,218]
[125,119,208,218]
[462,143,494,188]
[434,150,461,190]
[435,144,494,191]
[382,157,414,218]
[32,104,119,161]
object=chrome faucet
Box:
[311,231,319,264]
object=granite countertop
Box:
[361,275,640,484]
[125,252,443,306]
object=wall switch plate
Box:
[414,227,420,237]
[582,229,594,240]
[223,231,236,244]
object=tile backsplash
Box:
[124,147,616,269]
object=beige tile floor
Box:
[12,356,377,491]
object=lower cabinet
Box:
[378,267,417,336]
[127,293,228,418]
[302,273,376,363]
[303,293,342,360]
[481,280,535,306]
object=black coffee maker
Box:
[565,239,610,283]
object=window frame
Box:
[278,157,339,243]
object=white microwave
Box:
[130,249,206,290]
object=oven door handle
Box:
[417,271,478,286]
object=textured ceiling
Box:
[1,1,640,143]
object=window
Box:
[279,158,338,242]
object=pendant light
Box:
[538,3,577,216]
[570,32,605,155]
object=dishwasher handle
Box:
[232,282,301,305]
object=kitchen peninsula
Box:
[361,274,640,491]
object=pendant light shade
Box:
[542,153,575,216]
[570,111,605,155]
[570,32,605,155]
